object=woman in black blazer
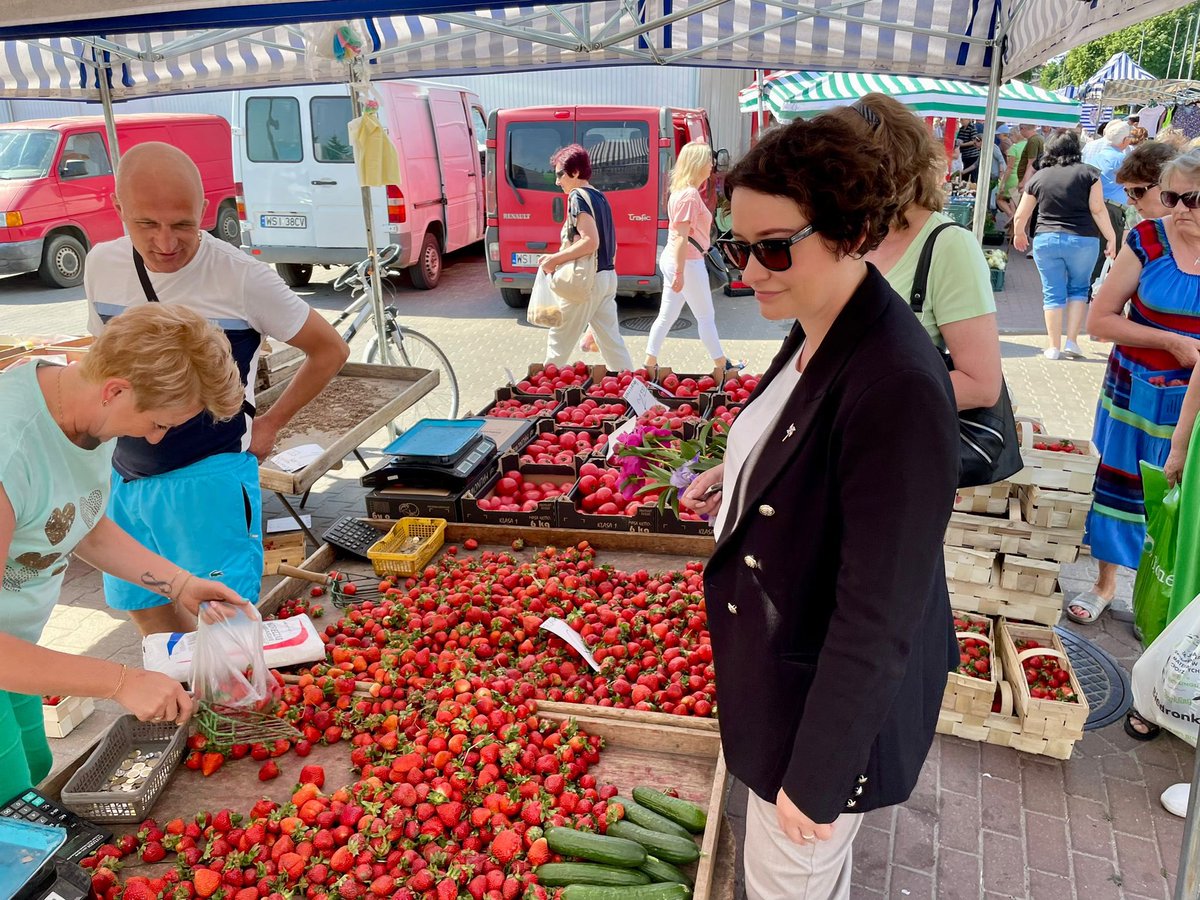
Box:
[682,110,960,899]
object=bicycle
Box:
[329,243,460,431]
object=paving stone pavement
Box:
[10,244,1193,899]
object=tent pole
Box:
[94,55,120,170]
[1169,18,1181,80]
[1176,750,1199,900]
[348,55,392,368]
[1190,10,1200,82]
[972,44,1003,241]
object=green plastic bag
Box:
[1168,415,1200,626]
[1133,463,1179,647]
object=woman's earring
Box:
[102,399,109,407]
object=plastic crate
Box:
[990,267,1005,292]
[944,202,974,226]
[60,716,187,822]
[367,517,446,577]
[1130,369,1191,426]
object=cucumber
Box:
[639,854,694,887]
[632,787,707,834]
[615,796,693,839]
[607,820,701,865]
[561,884,692,900]
[535,863,652,887]
[546,825,647,868]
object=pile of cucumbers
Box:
[535,787,708,900]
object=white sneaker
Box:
[1044,347,1062,360]
[1062,340,1085,359]
[1161,783,1190,818]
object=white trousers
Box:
[646,253,726,360]
[744,791,864,900]
[544,269,633,372]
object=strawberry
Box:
[259,760,281,781]
[299,764,326,789]
[117,833,139,855]
[213,809,238,833]
[369,875,396,896]
[194,869,222,899]
[436,879,459,900]
[121,877,156,900]
[520,800,544,826]
[435,801,463,827]
[229,743,251,760]
[140,840,166,864]
[338,879,364,899]
[526,837,551,866]
[330,846,354,873]
[200,752,224,778]
[250,743,271,761]
[278,851,305,881]
[491,829,521,864]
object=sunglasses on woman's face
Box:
[716,225,816,272]
[1123,184,1154,202]
[1160,189,1200,209]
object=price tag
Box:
[503,367,517,386]
[623,378,656,416]
[539,617,601,672]
[269,443,324,472]
[605,417,639,461]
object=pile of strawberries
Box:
[518,431,606,466]
[486,398,561,419]
[953,615,991,681]
[514,363,591,396]
[1030,439,1086,455]
[1015,638,1079,702]
[554,399,627,429]
[88,543,713,900]
[1146,375,1188,387]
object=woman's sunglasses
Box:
[1123,185,1154,202]
[1160,190,1200,209]
[716,225,815,272]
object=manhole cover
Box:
[621,315,692,334]
[1055,626,1132,730]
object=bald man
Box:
[85,142,349,635]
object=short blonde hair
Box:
[1162,149,1200,191]
[670,141,713,193]
[81,304,243,419]
[826,93,947,230]
[1160,128,1189,149]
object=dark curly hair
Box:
[550,144,592,181]
[724,115,898,257]
[1117,141,1178,185]
[1040,132,1083,168]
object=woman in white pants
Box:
[645,141,733,372]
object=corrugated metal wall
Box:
[0,65,752,155]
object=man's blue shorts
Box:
[103,451,263,610]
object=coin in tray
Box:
[104,748,164,793]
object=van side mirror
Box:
[60,159,89,179]
[714,149,731,171]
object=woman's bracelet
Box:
[106,663,128,700]
[173,572,194,600]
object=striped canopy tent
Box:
[0,0,1182,100]
[1101,78,1200,106]
[738,71,824,119]
[743,71,1080,127]
[1076,50,1153,132]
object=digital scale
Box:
[2,788,110,900]
[360,419,499,491]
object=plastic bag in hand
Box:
[527,269,564,328]
[191,605,274,710]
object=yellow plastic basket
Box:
[367,517,446,577]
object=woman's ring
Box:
[802,833,816,841]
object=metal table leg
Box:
[274,491,319,547]
[354,449,370,470]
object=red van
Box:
[0,114,237,288]
[485,105,716,308]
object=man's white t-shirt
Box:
[85,233,310,479]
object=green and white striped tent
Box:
[742,71,1080,128]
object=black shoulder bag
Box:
[910,223,1022,488]
[687,236,729,291]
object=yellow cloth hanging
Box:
[348,111,401,187]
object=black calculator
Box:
[323,516,386,559]
[0,789,110,864]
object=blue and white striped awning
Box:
[0,0,1181,99]
[1079,50,1154,101]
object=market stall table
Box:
[256,362,438,545]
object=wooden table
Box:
[256,362,437,544]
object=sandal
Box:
[724,359,747,372]
[1065,591,1112,625]
[1123,710,1161,742]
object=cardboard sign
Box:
[606,417,640,461]
[269,443,323,472]
[539,617,601,672]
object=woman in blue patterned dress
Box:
[1076,146,1200,624]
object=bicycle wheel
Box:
[366,326,460,429]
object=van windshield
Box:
[0,130,59,180]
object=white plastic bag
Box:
[144,614,324,682]
[1092,257,1113,296]
[527,269,563,328]
[1131,594,1200,747]
[191,606,274,710]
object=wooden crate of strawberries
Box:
[943,612,1000,721]
[1018,485,1090,532]
[946,576,1063,626]
[1009,427,1099,495]
[997,619,1089,741]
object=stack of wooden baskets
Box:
[937,421,1096,759]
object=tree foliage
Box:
[1036,4,1200,90]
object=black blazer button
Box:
[857,775,868,784]
[845,798,857,808]
[854,786,863,796]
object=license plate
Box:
[511,252,540,268]
[260,214,307,229]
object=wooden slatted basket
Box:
[1009,426,1099,495]
[942,612,1000,721]
[997,619,1089,741]
[954,482,1013,516]
[946,579,1063,627]
[1018,485,1090,531]
[999,554,1059,597]
[944,547,997,586]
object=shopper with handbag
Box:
[540,144,634,372]
[644,141,736,373]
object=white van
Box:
[232,81,487,289]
